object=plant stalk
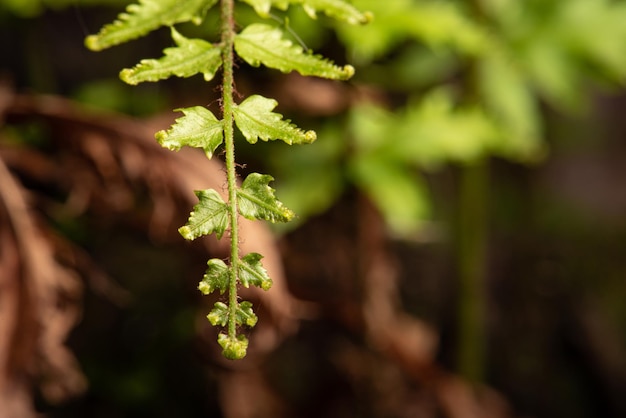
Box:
[456,160,488,383]
[220,0,239,340]
[455,0,489,384]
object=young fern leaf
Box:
[208,301,258,327]
[235,301,259,327]
[198,258,230,295]
[234,23,355,80]
[178,189,229,240]
[233,95,316,145]
[85,0,217,51]
[208,302,230,326]
[155,107,224,158]
[217,333,249,360]
[237,173,295,223]
[120,27,223,84]
[239,252,272,290]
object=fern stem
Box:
[220,0,239,341]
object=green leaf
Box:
[120,27,223,84]
[208,301,258,328]
[234,23,355,80]
[238,252,273,290]
[217,333,249,360]
[155,107,223,158]
[198,258,229,295]
[297,0,372,25]
[85,0,217,51]
[237,173,295,223]
[233,95,316,145]
[178,189,229,240]
[235,301,258,327]
[207,302,229,326]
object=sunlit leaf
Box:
[237,173,294,223]
[85,0,217,51]
[155,107,223,158]
[198,258,229,295]
[178,189,229,240]
[238,252,272,290]
[234,23,355,80]
[120,27,223,84]
[233,95,316,145]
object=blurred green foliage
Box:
[267,0,626,237]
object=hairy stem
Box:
[220,0,239,340]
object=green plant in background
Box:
[85,0,370,359]
[340,0,626,381]
[276,0,615,232]
[270,0,626,234]
[267,0,626,381]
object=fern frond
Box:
[178,189,229,240]
[120,27,223,84]
[233,95,316,145]
[234,23,354,80]
[85,0,217,51]
[155,106,224,159]
[237,173,295,223]
[238,253,272,290]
